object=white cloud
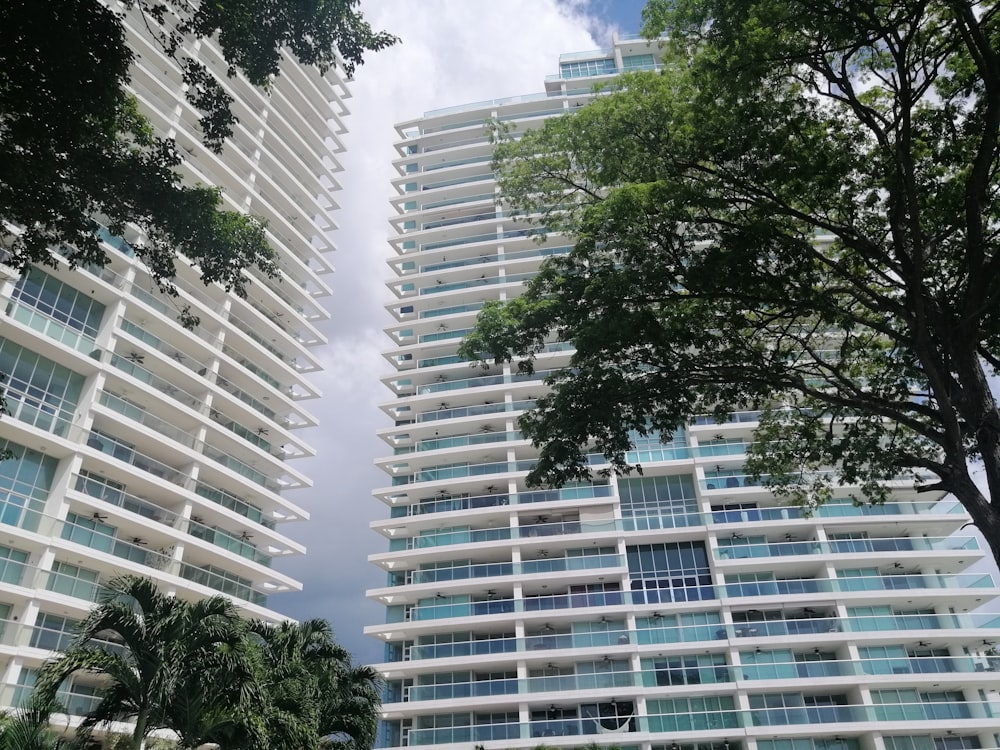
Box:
[273,1,599,663]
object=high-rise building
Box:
[369,35,1000,750]
[0,8,347,713]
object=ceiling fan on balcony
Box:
[125,352,144,363]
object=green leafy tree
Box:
[0,0,395,299]
[36,576,259,750]
[460,1,1000,564]
[250,618,381,750]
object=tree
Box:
[459,1,1000,565]
[0,0,395,302]
[36,575,259,750]
[0,697,61,750]
[249,618,381,750]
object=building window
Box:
[559,58,617,79]
[622,54,656,71]
[0,340,84,436]
[9,267,105,340]
[0,440,55,532]
[619,474,697,518]
[627,541,714,602]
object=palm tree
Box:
[36,575,257,750]
[0,696,60,750]
[250,618,382,750]
[318,660,381,750]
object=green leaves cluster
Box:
[461,1,1000,562]
[32,576,380,750]
[0,0,395,302]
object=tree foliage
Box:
[32,576,380,750]
[0,697,61,750]
[460,1,1000,564]
[36,576,259,750]
[250,618,381,750]
[0,0,395,299]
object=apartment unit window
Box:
[0,440,55,531]
[622,53,656,71]
[619,474,697,518]
[847,605,939,630]
[647,695,736,731]
[411,631,515,660]
[0,340,84,435]
[30,613,80,651]
[9,268,105,340]
[749,693,850,725]
[11,667,38,707]
[872,689,971,720]
[0,544,29,585]
[643,653,728,686]
[627,541,714,603]
[62,512,116,554]
[636,610,722,644]
[47,561,100,601]
[559,58,617,79]
[629,428,686,450]
[580,700,634,733]
[740,649,840,680]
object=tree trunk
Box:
[130,712,148,750]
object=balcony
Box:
[388,484,612,518]
[716,536,978,560]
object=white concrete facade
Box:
[0,6,347,714]
[369,36,1000,750]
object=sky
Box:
[271,1,650,665]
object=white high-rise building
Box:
[369,35,1000,750]
[0,8,348,713]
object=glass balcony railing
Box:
[420,154,492,173]
[390,484,612,518]
[412,431,521,452]
[420,173,493,192]
[6,300,99,356]
[73,473,179,528]
[215,375,277,422]
[357,696,1000,748]
[398,459,537,485]
[1,385,76,440]
[393,613,1000,664]
[392,518,620,549]
[692,410,764,425]
[98,391,197,450]
[398,554,623,586]
[416,400,536,423]
[179,563,267,607]
[400,568,991,621]
[416,373,505,394]
[419,302,485,319]
[60,518,174,572]
[418,272,534,296]
[410,561,514,584]
[86,431,186,485]
[717,536,978,560]
[193,481,276,530]
[421,192,495,208]
[187,520,272,567]
[700,473,770,491]
[109,353,203,411]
